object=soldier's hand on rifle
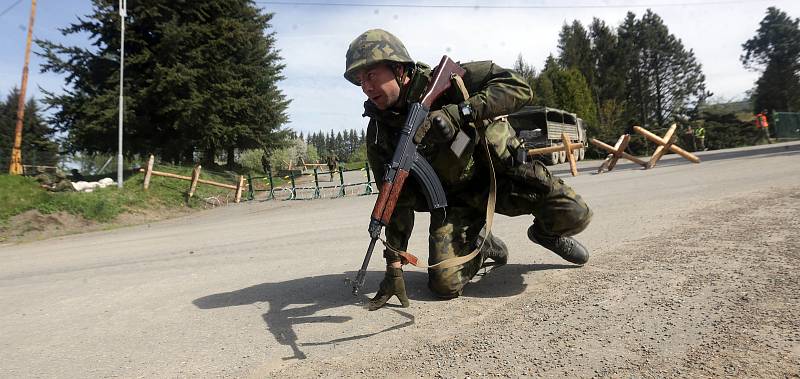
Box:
[368,267,410,311]
[413,104,460,145]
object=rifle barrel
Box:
[352,237,379,296]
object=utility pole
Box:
[117,0,127,187]
[8,0,37,175]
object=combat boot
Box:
[527,224,589,265]
[481,233,508,267]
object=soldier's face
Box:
[358,64,403,110]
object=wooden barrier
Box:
[590,134,647,173]
[140,155,245,203]
[527,133,582,176]
[633,125,700,169]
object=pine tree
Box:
[558,20,595,91]
[533,55,560,107]
[513,54,536,101]
[0,89,59,170]
[38,0,290,166]
[741,7,800,112]
[552,68,598,130]
[588,18,628,137]
[618,10,710,128]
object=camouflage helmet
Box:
[344,29,413,85]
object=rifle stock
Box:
[351,55,464,296]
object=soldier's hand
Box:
[368,267,410,311]
[413,104,459,145]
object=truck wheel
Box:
[558,150,567,164]
[578,147,585,161]
[547,151,559,165]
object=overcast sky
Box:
[1,0,799,135]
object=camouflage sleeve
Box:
[461,61,533,121]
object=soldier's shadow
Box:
[192,263,575,360]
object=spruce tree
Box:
[38,0,290,166]
[558,20,595,92]
[617,10,710,128]
[0,89,59,170]
[741,7,800,112]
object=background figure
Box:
[693,120,706,151]
[754,110,772,144]
[261,152,272,175]
[325,155,338,181]
[684,124,697,151]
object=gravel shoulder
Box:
[266,187,800,378]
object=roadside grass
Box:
[0,165,244,224]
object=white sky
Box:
[1,0,799,135]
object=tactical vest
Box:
[364,62,522,194]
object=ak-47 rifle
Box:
[350,56,466,296]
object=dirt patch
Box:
[264,187,800,378]
[0,206,193,244]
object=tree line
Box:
[2,5,798,172]
[301,129,366,162]
[514,7,800,154]
[514,9,710,152]
[37,0,289,168]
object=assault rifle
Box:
[350,56,466,296]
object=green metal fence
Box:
[246,162,377,201]
[773,112,800,139]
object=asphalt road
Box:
[1,141,799,377]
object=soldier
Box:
[693,120,706,151]
[754,109,771,144]
[345,29,592,310]
[51,170,75,192]
[325,154,338,181]
[34,166,54,187]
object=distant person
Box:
[51,171,75,192]
[261,152,272,176]
[755,110,771,144]
[684,124,697,151]
[325,154,338,181]
[693,120,706,151]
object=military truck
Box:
[507,106,588,165]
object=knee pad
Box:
[427,269,464,299]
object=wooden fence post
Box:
[187,165,201,198]
[143,154,154,190]
[235,175,245,203]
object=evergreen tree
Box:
[513,53,536,101]
[618,10,710,128]
[0,89,59,170]
[551,68,599,131]
[38,0,290,166]
[741,7,800,112]
[558,20,595,91]
[532,55,559,107]
[589,18,628,138]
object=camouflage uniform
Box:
[351,30,592,298]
